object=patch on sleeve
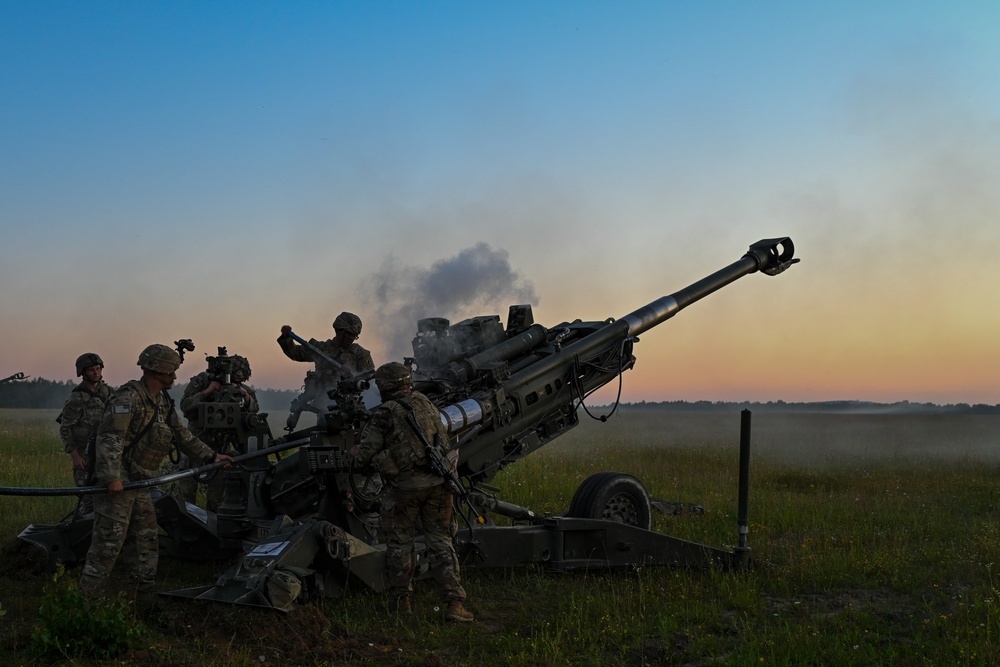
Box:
[111,402,132,430]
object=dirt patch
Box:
[763,587,922,630]
[139,596,395,665]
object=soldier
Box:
[351,362,474,622]
[174,353,259,510]
[78,344,234,598]
[277,311,375,429]
[57,353,114,518]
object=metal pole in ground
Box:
[735,408,752,568]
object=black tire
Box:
[566,472,652,530]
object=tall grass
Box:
[2,409,1000,665]
[0,409,78,527]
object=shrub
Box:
[31,566,143,659]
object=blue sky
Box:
[2,2,999,404]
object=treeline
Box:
[4,377,999,416]
[0,377,299,414]
[0,378,76,409]
[617,399,1000,415]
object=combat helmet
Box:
[137,344,181,374]
[230,355,252,383]
[333,311,363,337]
[75,353,104,377]
[374,361,412,395]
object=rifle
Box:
[403,412,484,524]
[403,412,461,496]
[83,432,98,486]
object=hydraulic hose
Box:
[0,436,308,497]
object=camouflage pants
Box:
[78,488,158,596]
[382,484,466,602]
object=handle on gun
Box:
[285,328,346,372]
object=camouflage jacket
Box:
[355,390,450,490]
[57,380,115,455]
[92,379,216,485]
[277,336,374,387]
[179,371,259,423]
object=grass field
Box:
[1,407,1000,666]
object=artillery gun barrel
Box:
[508,237,796,395]
[621,237,796,337]
[439,238,797,435]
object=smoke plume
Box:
[361,243,539,361]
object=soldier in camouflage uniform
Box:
[278,311,375,429]
[174,353,258,510]
[352,362,474,622]
[78,344,235,598]
[57,353,114,518]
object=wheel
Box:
[351,471,386,504]
[566,472,652,530]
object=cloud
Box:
[361,243,539,361]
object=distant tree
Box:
[614,399,1000,415]
[3,378,998,416]
[0,377,75,409]
[0,377,300,413]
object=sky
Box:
[1,2,999,406]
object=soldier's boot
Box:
[394,595,413,616]
[445,600,474,622]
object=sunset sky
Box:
[2,2,998,405]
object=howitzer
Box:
[1,372,28,385]
[14,238,797,611]
[430,237,797,483]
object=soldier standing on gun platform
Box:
[351,362,474,622]
[57,353,114,518]
[174,352,258,510]
[78,344,234,598]
[277,311,375,429]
